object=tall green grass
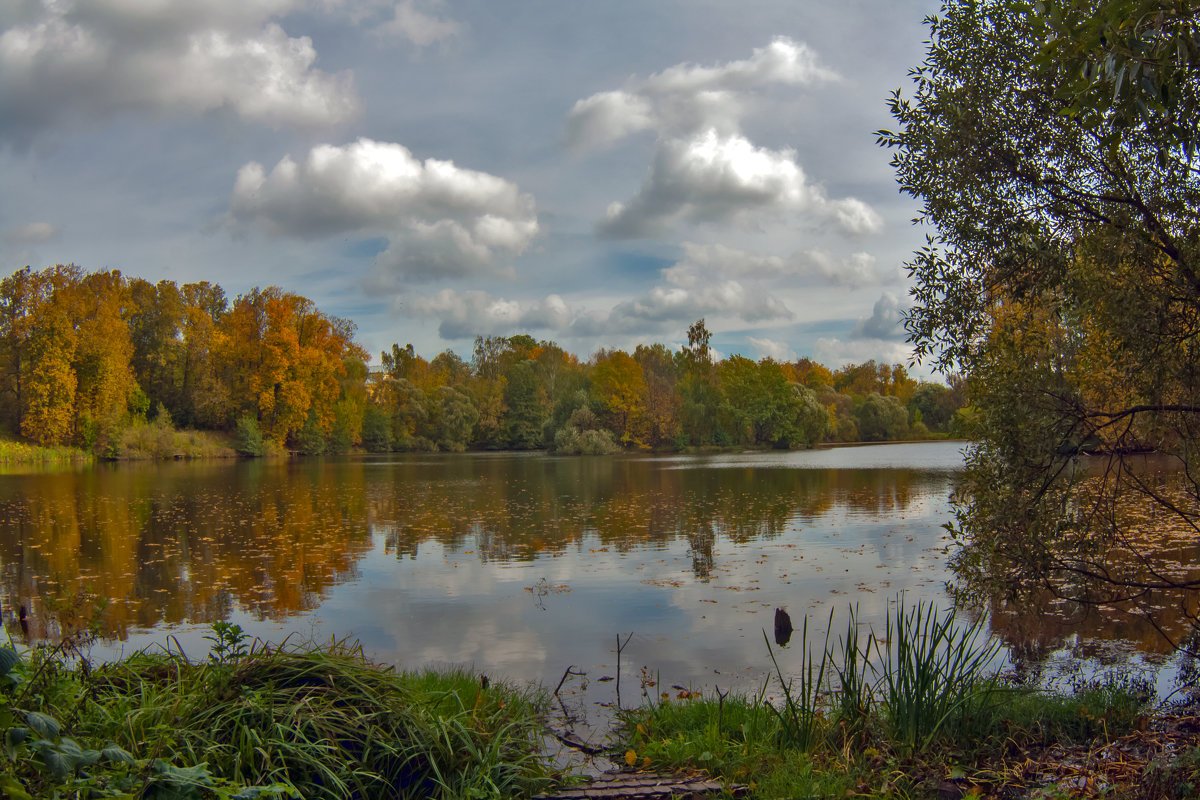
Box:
[760,599,1000,753]
[876,599,1000,750]
[762,612,830,752]
[4,631,552,800]
[87,639,552,800]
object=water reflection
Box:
[11,443,1191,696]
[366,454,934,570]
[0,447,953,667]
[0,459,373,639]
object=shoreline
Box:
[2,624,1191,800]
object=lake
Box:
[0,441,1186,707]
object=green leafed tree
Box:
[881,0,1200,624]
[853,393,910,443]
[1029,0,1200,154]
[503,360,546,449]
[428,385,479,452]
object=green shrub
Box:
[235,416,265,457]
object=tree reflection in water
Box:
[2,445,1193,680]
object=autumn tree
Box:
[178,281,229,429]
[128,278,185,417]
[20,271,78,446]
[71,270,137,450]
[0,266,88,446]
[0,267,41,435]
[468,335,512,449]
[221,287,361,447]
[590,349,648,446]
[789,357,834,389]
[633,343,682,448]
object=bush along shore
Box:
[2,605,1197,799]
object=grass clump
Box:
[877,599,1000,751]
[619,690,864,798]
[2,626,553,800]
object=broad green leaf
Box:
[152,759,216,786]
[5,727,29,748]
[23,711,60,741]
[0,649,19,677]
[101,744,136,764]
[40,746,78,781]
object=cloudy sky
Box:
[0,0,939,370]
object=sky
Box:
[0,0,942,372]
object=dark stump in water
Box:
[774,607,793,647]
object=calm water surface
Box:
[0,442,1181,702]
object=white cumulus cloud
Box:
[565,38,878,238]
[814,337,914,370]
[565,37,837,148]
[229,137,539,281]
[410,290,571,339]
[599,130,881,238]
[405,240,820,341]
[0,0,358,142]
[409,280,792,342]
[403,240,900,342]
[748,337,794,361]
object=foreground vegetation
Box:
[616,604,1189,799]
[0,626,553,799]
[7,605,1197,799]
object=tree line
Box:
[0,264,966,456]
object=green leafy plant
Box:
[205,622,250,666]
